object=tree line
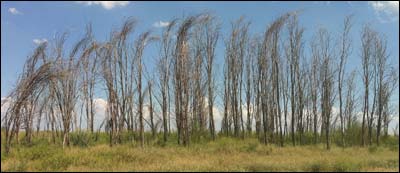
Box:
[2,12,398,154]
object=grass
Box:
[1,132,399,172]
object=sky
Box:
[1,1,399,132]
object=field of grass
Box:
[1,132,399,172]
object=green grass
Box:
[1,132,399,172]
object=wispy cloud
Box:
[8,7,22,15]
[368,1,399,23]
[33,38,48,45]
[153,21,170,28]
[76,1,130,10]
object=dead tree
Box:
[337,15,353,147]
[382,69,398,137]
[224,17,250,138]
[344,70,356,143]
[157,19,177,142]
[174,16,197,146]
[148,81,156,138]
[79,25,98,133]
[316,28,335,150]
[285,14,303,146]
[360,25,374,146]
[4,42,56,153]
[245,38,257,135]
[51,32,88,148]
[135,31,157,147]
[374,33,396,146]
[310,38,320,144]
[192,22,206,134]
[201,14,219,140]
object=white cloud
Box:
[368,1,399,23]
[1,97,13,125]
[33,38,48,45]
[8,7,22,15]
[93,98,107,129]
[153,21,170,28]
[1,97,12,113]
[76,1,130,10]
[94,98,107,111]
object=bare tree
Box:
[148,81,156,138]
[374,33,397,145]
[285,14,303,146]
[202,14,219,140]
[245,38,257,135]
[192,19,206,135]
[53,32,88,148]
[173,15,197,146]
[78,25,98,133]
[382,69,398,137]
[337,15,353,147]
[157,19,177,143]
[310,38,320,144]
[4,42,57,153]
[135,31,157,147]
[344,70,356,143]
[101,19,137,146]
[224,17,250,138]
[360,25,374,146]
[316,28,335,150]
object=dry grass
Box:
[1,137,398,172]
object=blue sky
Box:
[1,1,399,130]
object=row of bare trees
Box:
[221,12,398,149]
[360,25,398,147]
[2,12,398,154]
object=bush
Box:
[333,161,360,171]
[19,143,58,160]
[368,145,379,153]
[242,141,259,152]
[381,135,399,151]
[7,160,27,172]
[41,153,72,171]
[307,160,329,172]
[70,132,92,147]
[246,164,278,172]
[367,159,399,169]
[213,137,237,154]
